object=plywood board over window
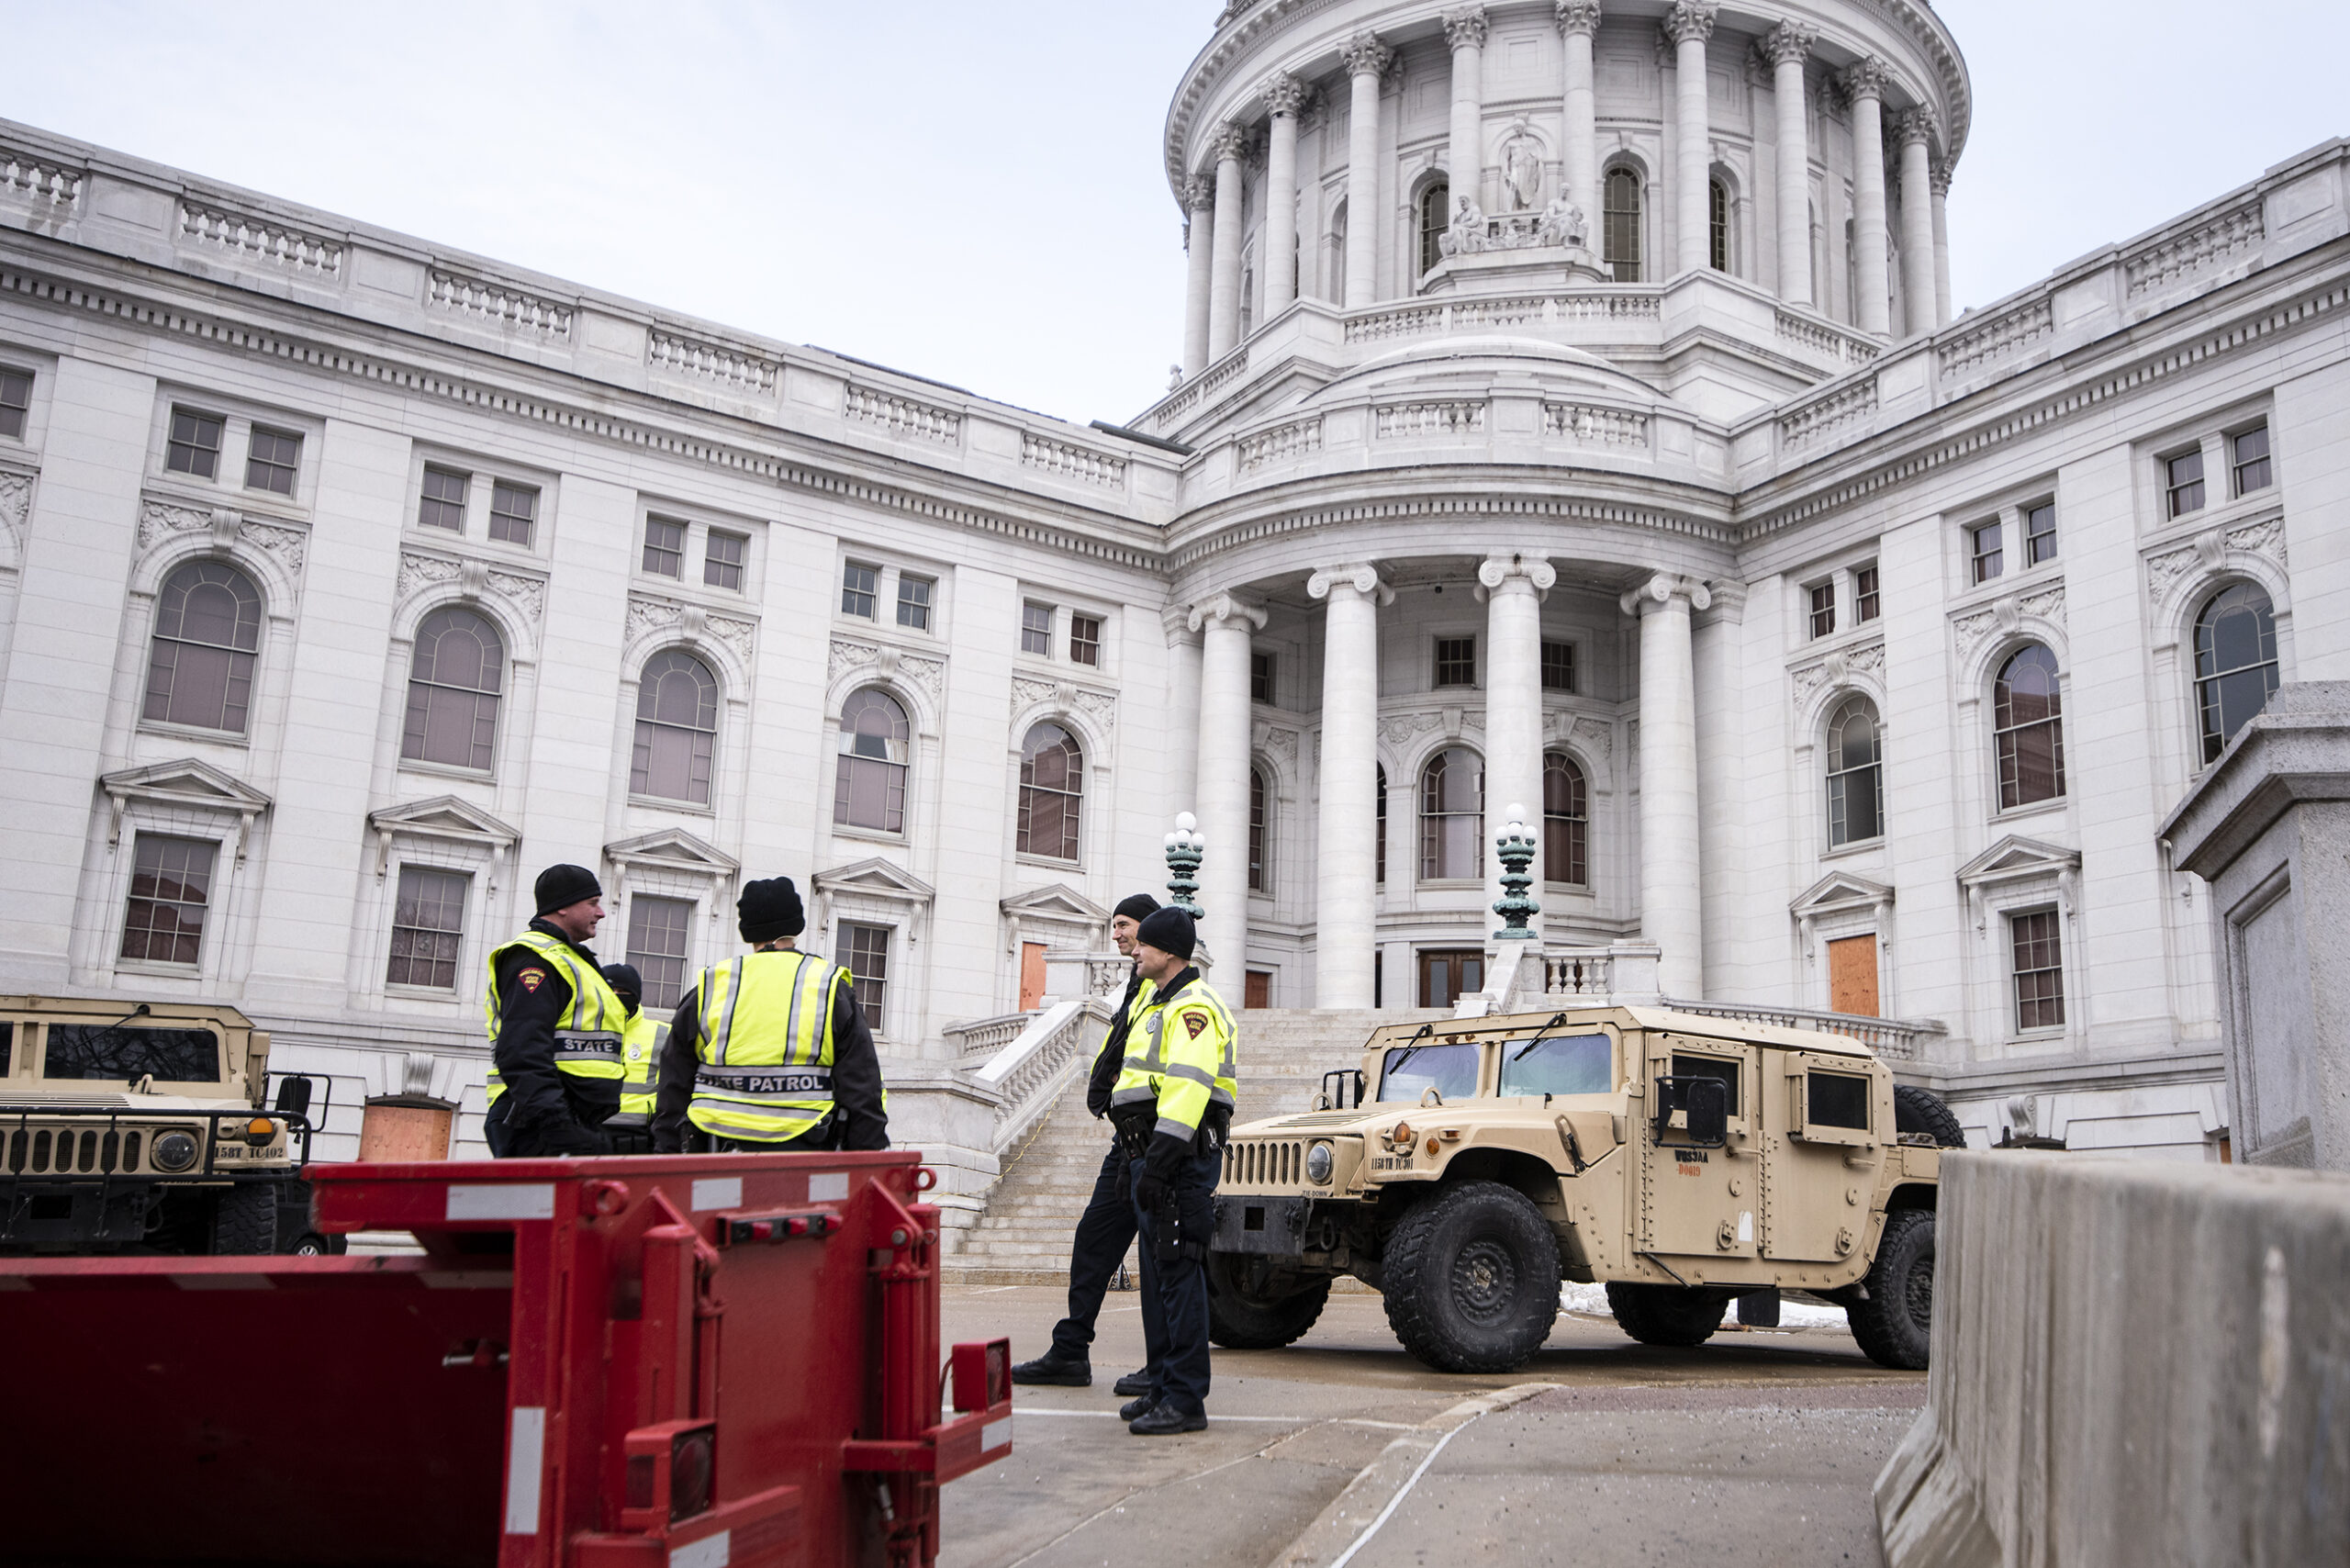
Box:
[1019,942,1048,1012]
[1827,935,1879,1017]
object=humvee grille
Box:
[6,1127,145,1176]
[1225,1139,1305,1189]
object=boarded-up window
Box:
[1827,935,1879,1018]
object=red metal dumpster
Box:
[0,1150,1009,1568]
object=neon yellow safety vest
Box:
[482,931,629,1109]
[1110,977,1238,1142]
[609,1012,668,1128]
[1091,975,1156,1078]
[685,949,849,1144]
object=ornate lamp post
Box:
[1164,812,1206,920]
[1492,804,1540,939]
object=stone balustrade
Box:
[1660,998,1950,1062]
[944,1011,1032,1064]
[969,998,1111,1156]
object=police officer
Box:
[1011,892,1164,1396]
[600,963,666,1156]
[652,877,889,1153]
[482,864,629,1158]
[1106,907,1236,1436]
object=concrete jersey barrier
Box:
[1875,1151,2350,1567]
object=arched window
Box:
[2195,584,2281,763]
[1826,696,1886,846]
[1329,199,1348,302]
[1708,177,1731,273]
[632,650,719,804]
[1017,722,1083,862]
[1248,767,1270,892]
[1375,765,1388,886]
[1604,167,1642,283]
[1417,180,1450,277]
[834,688,909,833]
[1543,753,1589,887]
[1994,645,2066,809]
[143,560,263,734]
[402,606,504,772]
[1418,747,1484,880]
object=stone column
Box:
[1263,73,1306,319]
[1895,109,1938,339]
[1556,2,1602,215]
[1309,564,1392,1008]
[1161,607,1205,818]
[1339,32,1392,311]
[1444,7,1489,214]
[1842,58,1892,336]
[1208,125,1248,361]
[1181,174,1216,378]
[1482,555,1556,935]
[1931,160,1953,330]
[1764,21,1816,306]
[1622,573,1710,997]
[1191,593,1266,978]
[1664,1,1718,276]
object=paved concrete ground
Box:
[938,1284,1922,1568]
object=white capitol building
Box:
[0,0,2343,1182]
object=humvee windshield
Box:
[1497,1033,1612,1097]
[42,1025,220,1083]
[1378,1042,1480,1103]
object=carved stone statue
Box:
[1438,194,1488,258]
[1537,192,1589,250]
[1168,364,1185,392]
[1502,126,1544,211]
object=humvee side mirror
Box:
[274,1076,313,1117]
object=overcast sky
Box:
[3,1,2342,426]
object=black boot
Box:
[1009,1349,1091,1387]
[1118,1394,1157,1421]
[1113,1368,1155,1397]
[1128,1403,1206,1436]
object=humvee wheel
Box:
[1206,1253,1333,1349]
[1606,1282,1731,1348]
[1894,1086,1966,1148]
[1847,1208,1934,1370]
[208,1184,278,1255]
[1382,1181,1561,1372]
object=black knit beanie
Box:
[600,964,643,1006]
[1135,906,1196,962]
[738,877,806,944]
[534,863,602,917]
[1113,892,1162,924]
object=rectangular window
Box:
[244,428,301,495]
[1433,637,1476,689]
[1021,601,1053,655]
[166,409,224,479]
[1069,613,1102,667]
[643,516,685,577]
[2024,501,2058,566]
[44,1024,218,1083]
[2166,450,2207,519]
[1808,581,1837,641]
[1541,641,1574,693]
[119,834,217,968]
[842,562,878,619]
[1250,651,1275,704]
[419,467,469,532]
[386,866,469,991]
[703,530,746,590]
[2010,909,2066,1032]
[842,922,891,1036]
[626,895,694,1013]
[896,575,934,631]
[1854,565,1881,623]
[1970,521,2004,584]
[2232,425,2273,496]
[0,367,33,439]
[487,480,538,546]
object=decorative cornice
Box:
[1172,486,1735,575]
[1761,20,1816,68]
[1442,6,1489,50]
[1554,0,1603,38]
[1338,30,1393,79]
[1263,71,1307,118]
[1662,0,1718,48]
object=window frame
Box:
[2230,423,2274,498]
[841,561,879,620]
[1707,175,1732,274]
[643,515,687,578]
[2164,447,2208,520]
[385,864,471,993]
[1993,643,2068,812]
[1020,600,1054,657]
[1068,613,1102,668]
[400,605,509,777]
[1015,721,1085,865]
[1969,519,2005,585]
[0,364,32,441]
[1416,178,1451,278]
[2022,500,2058,567]
[624,893,698,1014]
[1432,636,1477,690]
[702,529,748,592]
[1825,694,1886,849]
[242,427,302,497]
[1807,580,1837,641]
[1539,640,1575,694]
[118,832,221,971]
[834,685,912,837]
[165,407,226,481]
[487,479,539,548]
[2009,906,2066,1035]
[1853,564,1881,624]
[1250,649,1276,706]
[896,575,934,632]
[419,465,472,533]
[141,558,265,738]
[840,921,894,1037]
[1602,164,1643,283]
[1248,766,1270,893]
[2192,581,2282,766]
[1542,751,1589,889]
[630,648,722,808]
[1417,746,1485,883]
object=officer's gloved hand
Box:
[1136,1130,1191,1210]
[539,1118,606,1158]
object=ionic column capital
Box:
[1263,71,1308,118]
[1161,603,1204,645]
[1182,173,1216,211]
[1210,123,1251,167]
[1618,572,1711,617]
[1442,6,1490,51]
[1476,554,1557,601]
[1339,30,1393,79]
[1840,56,1892,105]
[1662,0,1718,48]
[1188,592,1269,634]
[1761,19,1815,67]
[1554,0,1603,38]
[1306,563,1395,606]
[1890,106,1938,150]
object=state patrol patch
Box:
[519,969,546,992]
[1183,1014,1208,1039]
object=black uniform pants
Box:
[1131,1145,1220,1417]
[482,1096,609,1159]
[1047,1143,1145,1363]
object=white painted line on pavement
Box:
[1326,1417,1476,1568]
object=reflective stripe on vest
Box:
[686,949,845,1143]
[610,1014,668,1127]
[1110,977,1238,1138]
[482,931,628,1106]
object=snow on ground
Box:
[1559,1279,1850,1329]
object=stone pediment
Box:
[999,883,1109,924]
[1956,835,2080,890]
[101,757,273,814]
[604,827,738,873]
[1790,871,1894,917]
[812,857,934,905]
[368,795,520,846]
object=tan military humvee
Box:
[0,995,332,1255]
[1207,1004,1959,1372]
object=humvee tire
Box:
[1382,1181,1561,1372]
[209,1184,278,1255]
[1847,1208,1934,1369]
[1206,1253,1332,1349]
[1894,1085,1966,1149]
[1606,1282,1730,1347]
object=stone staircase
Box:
[943,1009,1442,1285]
